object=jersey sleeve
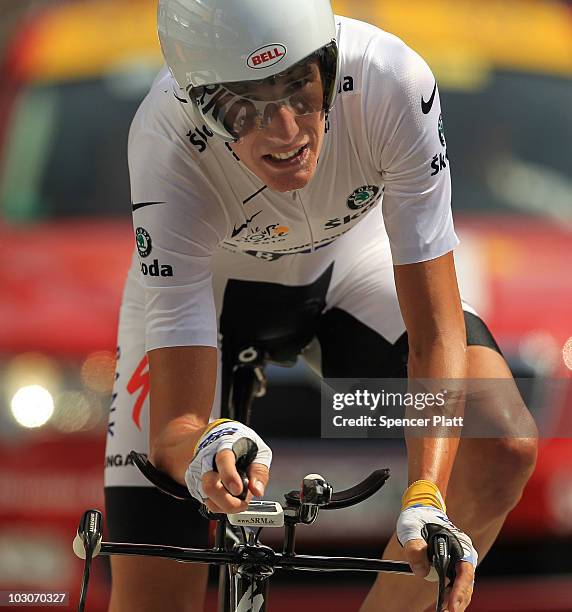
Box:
[362,34,459,265]
[128,123,228,352]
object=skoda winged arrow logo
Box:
[347,186,381,211]
[135,227,152,258]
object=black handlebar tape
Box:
[212,437,259,501]
[422,523,464,583]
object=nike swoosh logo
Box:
[132,201,166,212]
[421,82,437,114]
[232,211,262,238]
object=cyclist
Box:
[104,1,538,611]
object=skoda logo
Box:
[135,227,152,258]
[347,186,381,211]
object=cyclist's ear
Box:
[247,463,270,497]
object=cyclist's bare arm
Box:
[148,346,217,479]
[147,346,268,513]
[394,251,475,608]
[394,250,467,494]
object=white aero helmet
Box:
[158,0,340,141]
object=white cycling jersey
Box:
[128,16,457,354]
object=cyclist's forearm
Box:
[406,436,460,497]
[147,345,218,485]
[406,339,467,497]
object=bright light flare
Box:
[4,353,61,408]
[10,385,54,428]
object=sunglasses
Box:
[188,60,325,141]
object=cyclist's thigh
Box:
[316,237,501,377]
[104,265,213,612]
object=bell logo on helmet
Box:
[247,44,287,70]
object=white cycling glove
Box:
[184,419,272,503]
[396,480,478,578]
[397,507,478,571]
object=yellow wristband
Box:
[401,480,447,513]
[193,418,235,455]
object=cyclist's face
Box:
[229,62,326,193]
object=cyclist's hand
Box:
[441,560,474,612]
[184,419,272,513]
[397,505,477,612]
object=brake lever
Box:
[211,437,259,501]
[72,509,104,612]
[422,523,463,612]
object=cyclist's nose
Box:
[263,103,300,141]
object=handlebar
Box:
[75,448,463,612]
[126,437,258,502]
[129,444,462,612]
[127,449,390,512]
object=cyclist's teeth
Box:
[270,147,302,161]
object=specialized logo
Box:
[247,44,287,69]
[135,227,152,258]
[232,211,263,238]
[140,259,174,277]
[438,113,446,147]
[127,355,149,431]
[421,81,437,115]
[347,185,381,210]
